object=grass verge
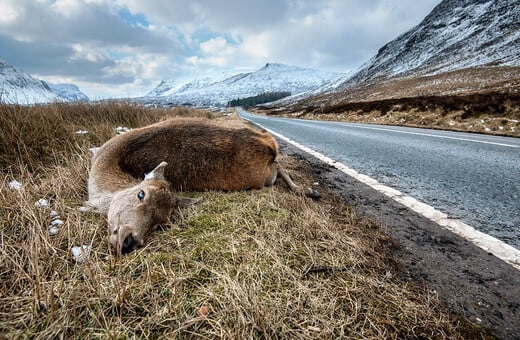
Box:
[0,103,491,338]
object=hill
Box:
[263,0,520,137]
[141,63,344,107]
[341,0,520,88]
[0,59,89,104]
[48,83,90,102]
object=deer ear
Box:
[144,161,168,181]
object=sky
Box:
[0,0,441,99]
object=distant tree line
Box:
[227,91,291,107]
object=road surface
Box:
[238,108,520,249]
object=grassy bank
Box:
[256,91,520,138]
[0,103,490,338]
[258,67,520,138]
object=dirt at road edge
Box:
[279,140,520,340]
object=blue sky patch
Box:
[118,8,149,28]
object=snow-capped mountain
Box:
[146,80,182,97]
[48,83,89,102]
[0,59,89,104]
[147,71,235,98]
[0,59,62,105]
[142,63,344,106]
[341,0,520,87]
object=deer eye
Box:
[137,190,145,201]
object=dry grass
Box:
[261,66,520,137]
[264,99,520,137]
[0,103,490,338]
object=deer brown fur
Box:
[86,117,319,253]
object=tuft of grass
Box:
[0,103,490,338]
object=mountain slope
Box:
[264,0,520,138]
[48,83,90,102]
[146,80,181,97]
[342,0,520,87]
[143,63,344,106]
[0,59,89,104]
[0,59,62,105]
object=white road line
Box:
[339,123,520,148]
[243,116,520,271]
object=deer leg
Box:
[275,163,321,199]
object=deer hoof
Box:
[306,188,321,200]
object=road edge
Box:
[242,111,520,338]
[243,115,520,271]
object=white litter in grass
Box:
[499,126,504,130]
[71,245,91,263]
[50,219,64,226]
[78,206,91,212]
[485,127,491,132]
[75,130,88,135]
[8,180,23,190]
[89,147,100,155]
[114,126,131,134]
[48,211,63,235]
[35,199,50,208]
[307,326,321,332]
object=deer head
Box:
[107,162,199,254]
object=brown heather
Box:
[257,66,520,138]
[0,103,490,338]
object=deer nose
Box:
[121,234,135,254]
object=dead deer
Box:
[86,117,320,254]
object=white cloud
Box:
[0,0,24,24]
[199,37,229,55]
[51,0,83,16]
[70,43,107,63]
[119,0,289,32]
[240,33,272,60]
[0,0,442,98]
[186,37,234,68]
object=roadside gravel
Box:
[279,140,520,340]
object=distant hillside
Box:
[48,83,89,102]
[340,0,520,88]
[261,0,520,137]
[0,59,61,105]
[141,63,344,107]
[0,59,89,105]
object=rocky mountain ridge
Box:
[339,0,520,88]
[48,83,90,102]
[141,63,344,107]
[0,59,89,104]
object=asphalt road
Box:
[238,108,520,249]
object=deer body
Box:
[87,117,318,253]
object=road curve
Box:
[238,108,520,249]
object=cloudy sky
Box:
[0,0,441,99]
